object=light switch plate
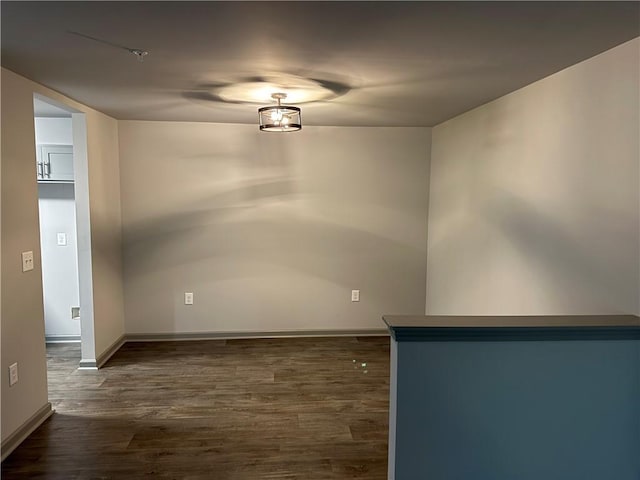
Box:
[57,233,67,246]
[351,290,360,302]
[9,363,18,386]
[185,292,194,305]
[21,251,34,272]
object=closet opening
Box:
[33,94,96,377]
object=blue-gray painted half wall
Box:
[393,339,640,479]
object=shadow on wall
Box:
[428,83,639,314]
[122,176,419,288]
[118,123,430,331]
[483,188,637,313]
[121,125,426,288]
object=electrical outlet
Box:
[351,290,360,302]
[185,292,194,305]
[22,251,34,272]
[57,232,67,246]
[9,363,18,386]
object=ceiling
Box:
[2,1,638,127]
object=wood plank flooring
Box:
[1,336,390,479]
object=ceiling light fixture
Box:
[258,93,301,132]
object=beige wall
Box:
[84,112,125,355]
[1,69,48,442]
[119,122,431,334]
[1,68,125,442]
[426,38,640,315]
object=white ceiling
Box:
[2,2,638,127]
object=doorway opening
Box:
[33,94,96,372]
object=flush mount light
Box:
[258,93,301,132]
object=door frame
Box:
[34,93,97,368]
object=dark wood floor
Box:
[2,336,390,479]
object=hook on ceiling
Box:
[129,49,149,62]
[68,31,149,63]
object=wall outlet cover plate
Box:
[21,251,34,272]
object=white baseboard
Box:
[45,335,81,343]
[78,334,126,369]
[125,329,389,342]
[1,403,54,462]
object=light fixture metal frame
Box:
[258,93,302,132]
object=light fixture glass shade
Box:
[258,93,301,132]
[258,105,302,132]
